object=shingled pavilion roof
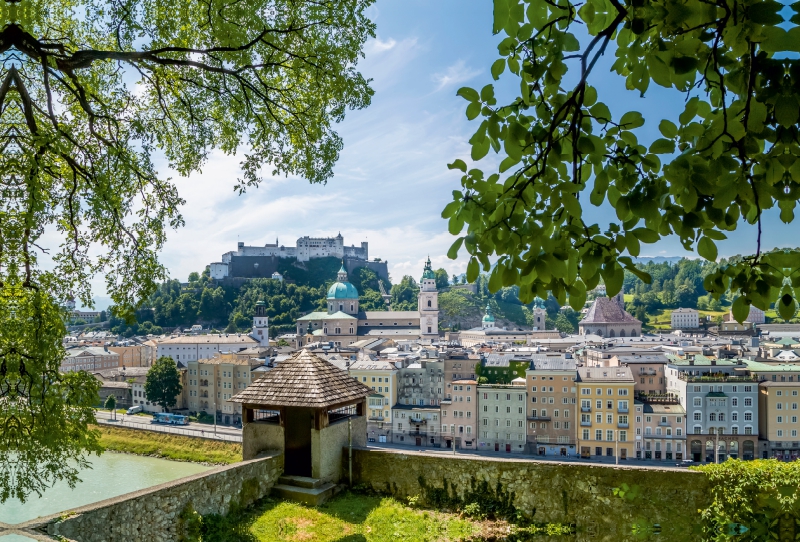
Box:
[230,349,372,409]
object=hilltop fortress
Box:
[210,233,388,281]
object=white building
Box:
[157,334,259,363]
[671,308,700,329]
[158,304,268,361]
[210,233,368,279]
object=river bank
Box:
[96,425,242,465]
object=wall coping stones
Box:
[13,453,283,542]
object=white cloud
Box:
[431,59,481,92]
[366,37,397,53]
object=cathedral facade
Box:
[296,259,440,347]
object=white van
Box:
[126,405,143,415]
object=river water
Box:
[0,453,211,527]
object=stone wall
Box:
[242,421,284,460]
[27,454,283,542]
[312,416,365,483]
[351,448,709,541]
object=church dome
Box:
[327,264,359,299]
[532,297,546,310]
[327,281,359,299]
[482,304,495,323]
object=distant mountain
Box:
[632,256,690,265]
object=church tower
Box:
[418,257,439,342]
[251,300,270,346]
[532,298,547,330]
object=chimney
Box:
[711,359,716,366]
[688,358,694,366]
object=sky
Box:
[81,0,798,309]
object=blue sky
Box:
[82,0,798,308]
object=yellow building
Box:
[576,366,635,460]
[758,381,800,460]
[186,354,265,425]
[347,358,397,443]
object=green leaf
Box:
[649,138,676,154]
[466,257,480,282]
[447,159,467,172]
[491,59,506,80]
[457,87,480,102]
[778,294,797,321]
[774,96,800,128]
[446,237,462,260]
[658,120,678,138]
[632,228,659,243]
[697,237,718,262]
[577,136,596,154]
[731,296,750,323]
[472,137,491,161]
[620,111,644,129]
[466,102,482,120]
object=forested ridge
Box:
[108,258,390,337]
[105,251,800,339]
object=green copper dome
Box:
[421,256,435,280]
[327,281,359,299]
[328,264,359,299]
[482,304,495,323]
[532,297,546,309]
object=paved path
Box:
[92,413,696,468]
[94,410,243,442]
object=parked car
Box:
[126,405,143,415]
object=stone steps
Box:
[278,475,325,489]
[272,476,337,506]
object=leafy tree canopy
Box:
[444,0,800,324]
[0,0,373,501]
[145,357,183,412]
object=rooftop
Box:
[580,297,640,324]
[158,334,258,345]
[297,311,357,322]
[230,349,372,408]
[577,366,634,382]
[641,403,685,415]
[741,360,800,373]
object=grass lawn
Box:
[96,425,241,464]
[209,492,482,542]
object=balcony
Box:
[527,415,551,421]
[617,407,629,414]
[580,421,592,427]
[678,373,759,382]
[368,416,385,421]
[617,422,629,429]
[658,421,671,427]
[581,406,592,413]
[636,393,680,404]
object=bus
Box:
[152,412,188,425]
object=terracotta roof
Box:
[230,349,372,408]
[580,297,640,324]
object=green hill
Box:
[107,257,388,338]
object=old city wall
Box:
[30,454,283,542]
[351,448,709,541]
